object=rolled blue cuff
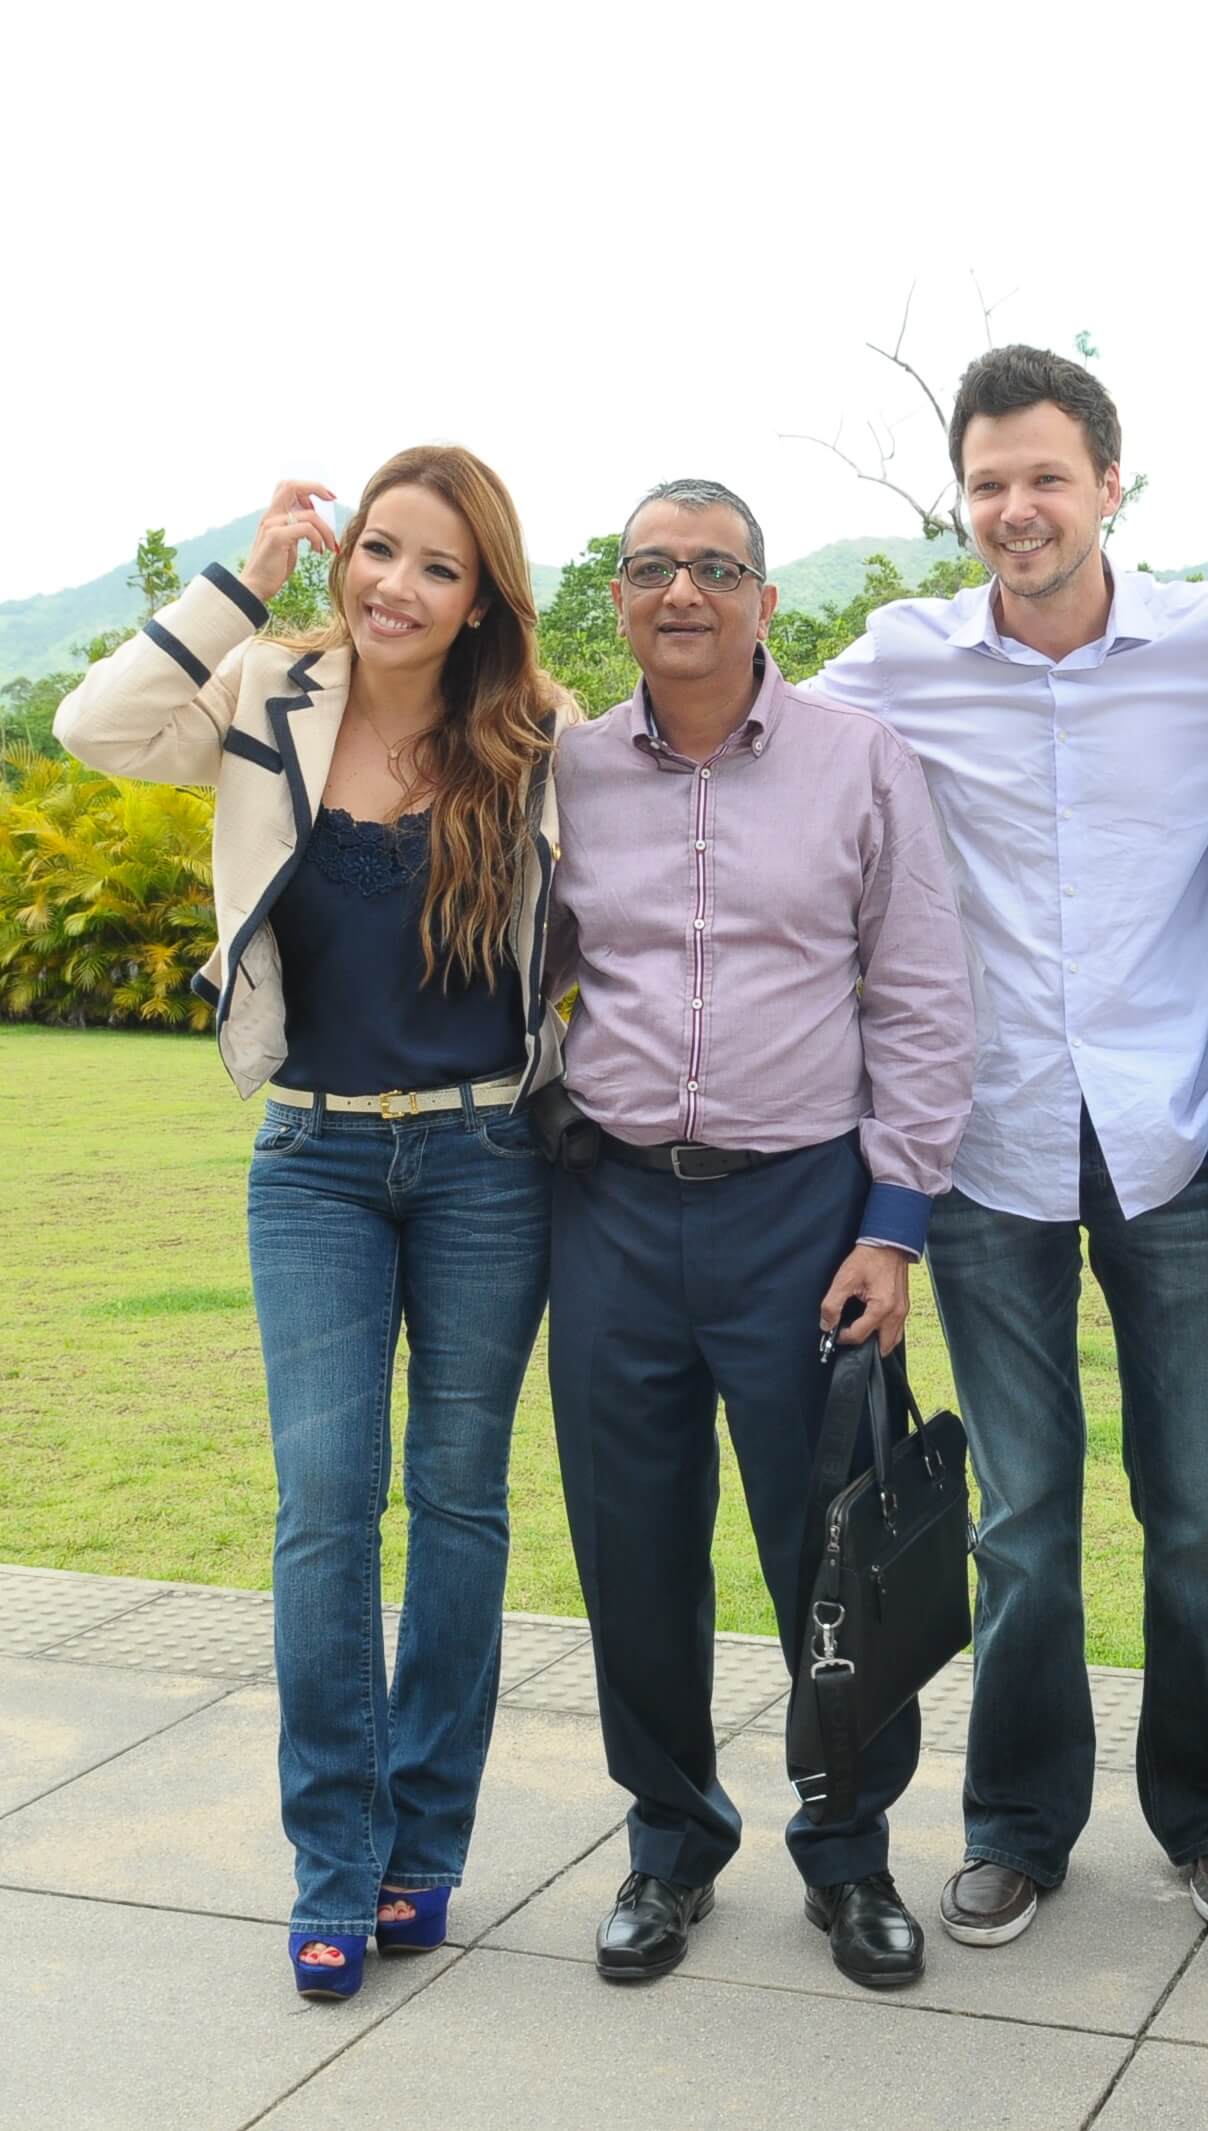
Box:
[858,1182,932,1259]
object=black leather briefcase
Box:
[785,1343,974,1824]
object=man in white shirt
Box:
[818,344,1208,1946]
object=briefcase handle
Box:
[867,1350,932,1515]
[798,1343,926,1632]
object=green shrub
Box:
[0,746,215,1028]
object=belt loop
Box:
[313,1090,327,1140]
[459,1080,478,1130]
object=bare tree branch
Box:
[865,336,950,436]
[970,269,1019,350]
[892,281,916,361]
[778,427,962,544]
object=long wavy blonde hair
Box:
[278,445,562,987]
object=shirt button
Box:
[1061,808,1072,821]
[687,1079,699,1092]
[700,766,711,779]
[1068,960,1079,974]
[1057,729,1068,741]
[693,917,705,930]
[753,740,764,754]
[695,839,707,851]
[1072,1037,1083,1049]
[1064,884,1076,897]
[691,998,703,1011]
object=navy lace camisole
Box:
[269,805,526,1096]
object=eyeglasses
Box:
[619,553,765,594]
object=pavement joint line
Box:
[37,1649,277,1682]
[230,1945,475,2131]
[497,1644,600,1700]
[465,1939,1146,2038]
[8,1587,191,1661]
[0,1679,243,1825]
[0,1881,290,1928]
[4,1875,1196,2054]
[1078,1916,1208,2129]
[457,1809,634,1949]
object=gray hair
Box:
[620,477,766,580]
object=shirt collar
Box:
[628,644,782,753]
[945,561,1158,661]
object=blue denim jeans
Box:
[926,1112,1208,1885]
[247,1090,550,1937]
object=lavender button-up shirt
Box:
[546,650,975,1255]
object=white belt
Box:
[266,1072,525,1120]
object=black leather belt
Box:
[599,1132,787,1182]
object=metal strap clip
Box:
[809,1601,854,1678]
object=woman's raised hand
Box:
[239,480,340,605]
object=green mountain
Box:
[530,562,562,609]
[0,513,268,685]
[766,534,964,610]
[4,519,1204,686]
[0,518,567,686]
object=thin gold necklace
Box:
[354,698,435,809]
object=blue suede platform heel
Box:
[375,1886,451,1954]
[288,1930,368,2000]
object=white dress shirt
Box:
[819,567,1208,1221]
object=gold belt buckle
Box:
[379,1089,420,1120]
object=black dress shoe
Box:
[595,1871,716,1981]
[803,1870,924,1989]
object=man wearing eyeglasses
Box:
[543,478,975,1991]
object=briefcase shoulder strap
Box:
[796,1342,878,1642]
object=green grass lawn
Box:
[0,1024,1144,1663]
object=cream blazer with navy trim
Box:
[54,563,571,1102]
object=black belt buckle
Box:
[669,1144,731,1181]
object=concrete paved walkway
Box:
[2,1562,1206,2130]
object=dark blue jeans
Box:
[549,1132,920,1892]
[247,1092,550,1937]
[927,1114,1208,1885]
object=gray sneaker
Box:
[1192,1858,1208,1924]
[940,1860,1039,1947]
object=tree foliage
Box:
[537,534,638,717]
[0,671,83,757]
[265,546,333,634]
[127,528,181,623]
[0,746,215,1028]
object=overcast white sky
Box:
[6,2,1208,602]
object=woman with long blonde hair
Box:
[55,447,573,1999]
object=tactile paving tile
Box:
[738,1654,974,1741]
[46,1587,276,1679]
[6,1565,1147,1772]
[743,1655,1142,1773]
[711,1636,791,1728]
[377,1608,589,1694]
[1089,1666,1142,1772]
[500,1638,600,1716]
[0,1565,166,1656]
[745,1691,789,1737]
[919,1654,975,1753]
[498,1618,592,1695]
[502,1630,789,1728]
